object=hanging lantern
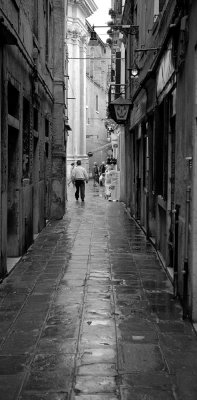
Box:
[109,96,132,124]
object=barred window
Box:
[96,95,99,112]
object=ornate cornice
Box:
[68,0,97,18]
[67,27,82,39]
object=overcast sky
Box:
[87,0,111,42]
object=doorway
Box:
[7,126,20,256]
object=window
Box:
[154,0,159,21]
[155,100,168,200]
[45,142,49,158]
[10,0,19,32]
[159,0,166,12]
[45,118,49,137]
[8,83,19,118]
[45,118,49,158]
[45,0,52,63]
[115,0,122,14]
[33,108,38,132]
[96,95,99,112]
[23,98,30,178]
[33,0,38,38]
[86,107,89,125]
[154,0,166,20]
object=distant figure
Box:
[92,162,99,186]
[99,161,106,175]
[68,162,75,186]
[71,160,88,202]
[99,161,106,186]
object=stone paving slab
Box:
[0,184,197,399]
[19,393,68,400]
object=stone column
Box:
[66,0,97,171]
[67,29,81,161]
[50,0,66,219]
[79,36,88,159]
[119,125,126,202]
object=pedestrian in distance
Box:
[99,161,106,186]
[92,162,99,186]
[71,160,88,202]
[99,161,106,175]
[68,162,75,186]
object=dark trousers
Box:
[75,180,85,200]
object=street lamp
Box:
[108,96,132,124]
[88,29,98,46]
[128,61,141,78]
[88,24,139,46]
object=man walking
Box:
[71,160,88,201]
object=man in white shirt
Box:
[71,160,88,201]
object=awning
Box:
[92,142,112,154]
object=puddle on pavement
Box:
[86,320,112,326]
[90,272,110,278]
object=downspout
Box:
[145,128,150,238]
[174,204,180,297]
[182,157,192,319]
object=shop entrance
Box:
[7,126,19,256]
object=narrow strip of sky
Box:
[87,0,111,43]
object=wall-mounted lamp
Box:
[89,29,98,46]
[128,62,140,78]
[108,96,132,124]
[88,24,139,46]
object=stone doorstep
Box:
[7,257,21,274]
[193,323,197,334]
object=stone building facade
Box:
[66,0,97,173]
[0,0,66,278]
[109,0,197,321]
[86,25,112,173]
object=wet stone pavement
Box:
[0,184,197,400]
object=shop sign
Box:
[130,89,147,128]
[157,40,175,97]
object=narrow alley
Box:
[0,184,197,400]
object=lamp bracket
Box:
[92,24,139,35]
[135,47,161,53]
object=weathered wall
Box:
[50,0,66,219]
[175,1,197,318]
[0,0,66,277]
[86,77,109,172]
[66,0,97,168]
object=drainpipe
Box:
[145,131,150,239]
[174,204,180,297]
[182,157,192,319]
[24,215,28,252]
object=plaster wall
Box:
[0,0,66,277]
[118,126,126,202]
[66,0,97,167]
[175,1,197,320]
[51,0,66,219]
[86,77,109,172]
